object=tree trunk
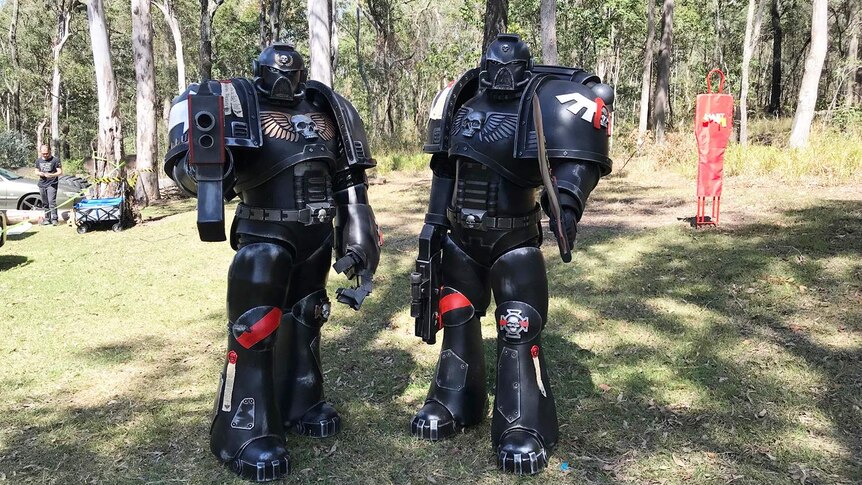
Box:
[258,0,281,47]
[51,2,73,158]
[540,0,558,64]
[199,0,223,80]
[7,0,21,134]
[308,0,333,86]
[355,6,373,130]
[638,0,656,137]
[788,0,828,148]
[86,0,124,196]
[767,0,782,115]
[845,3,859,108]
[132,0,159,205]
[482,0,509,51]
[739,0,766,145]
[154,0,186,94]
[36,119,47,152]
[653,0,674,145]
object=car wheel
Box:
[112,222,123,232]
[18,194,43,211]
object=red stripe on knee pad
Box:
[236,307,282,349]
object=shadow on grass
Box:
[0,254,31,270]
[544,199,862,483]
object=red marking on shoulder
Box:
[531,345,539,358]
[227,350,238,364]
[593,98,605,130]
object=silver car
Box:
[0,167,87,210]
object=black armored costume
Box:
[164,44,380,482]
[410,34,613,475]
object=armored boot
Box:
[412,287,487,440]
[491,300,558,475]
[211,306,291,482]
[275,290,341,438]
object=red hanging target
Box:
[694,69,733,226]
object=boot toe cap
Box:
[496,430,549,475]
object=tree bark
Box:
[199,0,223,80]
[86,0,125,195]
[308,0,333,86]
[739,0,766,145]
[653,0,674,144]
[258,0,281,47]
[154,0,186,94]
[540,0,558,64]
[132,0,159,205]
[767,0,782,115]
[50,1,73,158]
[788,0,828,148]
[638,0,656,137]
[845,3,859,108]
[7,0,21,133]
[482,0,509,51]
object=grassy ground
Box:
[0,169,860,484]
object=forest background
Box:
[0,0,860,205]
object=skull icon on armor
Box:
[291,114,320,140]
[461,111,486,138]
[498,308,529,339]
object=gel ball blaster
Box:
[410,223,445,344]
[187,81,226,242]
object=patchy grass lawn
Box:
[0,170,859,484]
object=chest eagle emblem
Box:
[261,111,337,142]
[452,107,517,143]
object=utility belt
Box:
[235,202,335,226]
[447,205,541,231]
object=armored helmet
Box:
[252,43,307,102]
[479,34,533,93]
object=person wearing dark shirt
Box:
[34,144,63,225]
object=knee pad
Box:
[438,287,476,328]
[495,301,543,344]
[231,305,283,350]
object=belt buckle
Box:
[461,209,485,230]
[303,203,333,225]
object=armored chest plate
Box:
[448,96,541,188]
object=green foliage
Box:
[62,157,86,176]
[0,130,33,169]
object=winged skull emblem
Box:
[452,107,518,143]
[260,111,337,142]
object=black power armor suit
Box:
[410,34,613,475]
[164,44,380,482]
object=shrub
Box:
[0,130,33,169]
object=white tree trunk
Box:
[308,0,333,86]
[132,0,159,205]
[86,0,124,193]
[845,5,859,108]
[540,0,558,65]
[154,0,186,94]
[50,4,72,157]
[788,0,828,148]
[638,0,656,137]
[739,0,766,145]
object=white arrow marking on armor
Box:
[222,357,236,412]
[556,92,598,123]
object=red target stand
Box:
[694,69,733,227]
